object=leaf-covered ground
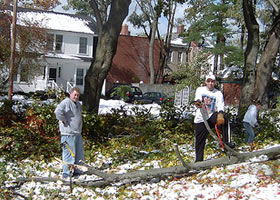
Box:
[2,144,280,200]
[1,98,280,199]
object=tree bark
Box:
[256,12,280,102]
[149,12,157,84]
[83,0,131,113]
[240,0,259,107]
[156,2,177,84]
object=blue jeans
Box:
[243,122,255,143]
[61,134,84,176]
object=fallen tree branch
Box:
[0,186,27,199]
[14,145,280,188]
[174,143,190,169]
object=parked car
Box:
[136,92,172,105]
[105,84,143,103]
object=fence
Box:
[174,86,190,106]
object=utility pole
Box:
[8,0,18,100]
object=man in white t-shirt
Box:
[193,73,234,162]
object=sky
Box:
[2,95,280,199]
[54,0,188,36]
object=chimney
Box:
[191,41,200,47]
[177,25,184,35]
[120,24,130,36]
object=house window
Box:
[58,67,61,78]
[19,64,29,82]
[76,68,84,86]
[55,34,63,52]
[47,34,63,52]
[168,51,172,62]
[178,52,182,63]
[79,37,87,54]
[47,34,54,51]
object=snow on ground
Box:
[3,148,280,200]
[1,96,280,199]
[98,99,162,116]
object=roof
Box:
[45,53,92,62]
[6,6,97,35]
[171,38,188,46]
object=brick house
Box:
[105,25,161,90]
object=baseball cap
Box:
[205,73,216,81]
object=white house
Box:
[9,7,98,94]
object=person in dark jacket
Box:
[54,87,84,178]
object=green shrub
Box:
[1,92,279,168]
[111,85,132,101]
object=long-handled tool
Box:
[60,141,75,157]
[215,123,225,150]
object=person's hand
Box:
[194,100,202,108]
[217,112,225,125]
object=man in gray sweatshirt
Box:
[55,87,84,178]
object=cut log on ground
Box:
[15,145,280,188]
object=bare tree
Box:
[0,5,48,90]
[129,0,159,84]
[129,0,186,84]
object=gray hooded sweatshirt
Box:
[54,97,82,135]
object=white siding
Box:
[47,30,93,56]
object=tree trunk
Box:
[156,2,177,84]
[256,13,280,102]
[149,13,158,84]
[240,0,259,107]
[83,0,131,113]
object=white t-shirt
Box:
[194,86,225,123]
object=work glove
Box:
[194,100,202,108]
[217,112,225,125]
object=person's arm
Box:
[194,87,202,108]
[216,91,225,113]
[216,91,225,125]
[54,99,67,124]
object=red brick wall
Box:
[106,35,161,90]
[223,83,242,106]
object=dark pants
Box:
[194,112,231,162]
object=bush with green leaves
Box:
[1,90,280,168]
[111,85,132,101]
[0,93,61,161]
